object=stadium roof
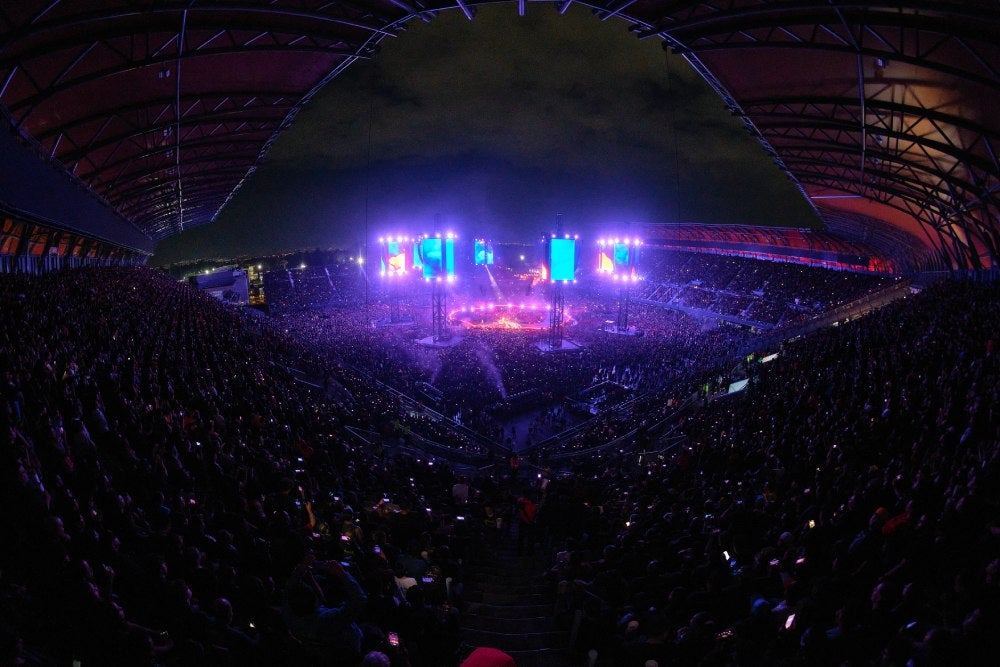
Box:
[1,1,997,269]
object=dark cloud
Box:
[154,5,817,264]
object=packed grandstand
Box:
[3,2,999,665]
[2,248,999,666]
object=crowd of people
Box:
[639,250,896,326]
[258,252,895,465]
[283,298,747,459]
[528,280,1000,664]
[0,267,492,665]
[263,265,367,314]
[3,262,996,667]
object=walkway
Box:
[460,529,575,666]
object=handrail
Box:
[378,380,507,455]
[315,347,509,458]
[736,278,912,358]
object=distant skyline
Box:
[153,5,818,265]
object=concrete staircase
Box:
[460,535,576,667]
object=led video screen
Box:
[598,241,635,274]
[550,238,576,281]
[412,241,423,271]
[420,238,442,278]
[614,243,631,269]
[598,246,614,273]
[380,240,408,276]
[474,240,494,266]
[446,238,455,276]
[419,237,456,279]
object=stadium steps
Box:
[460,535,576,666]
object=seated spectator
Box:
[283,559,367,665]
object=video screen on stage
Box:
[419,237,456,279]
[597,239,640,275]
[474,239,494,266]
[598,245,614,273]
[550,238,576,281]
[412,241,423,272]
[614,242,631,269]
[380,239,408,276]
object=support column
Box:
[547,281,564,349]
[431,280,449,341]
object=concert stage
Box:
[451,302,576,333]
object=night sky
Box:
[153,5,818,264]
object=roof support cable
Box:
[829,1,867,193]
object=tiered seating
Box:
[639,249,895,326]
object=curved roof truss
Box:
[1,1,998,270]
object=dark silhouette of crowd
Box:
[0,268,483,666]
[264,264,367,313]
[262,251,895,463]
[639,250,895,326]
[281,288,754,459]
[533,280,1000,665]
[2,265,997,667]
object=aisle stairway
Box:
[460,534,577,666]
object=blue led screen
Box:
[550,238,576,281]
[419,238,455,278]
